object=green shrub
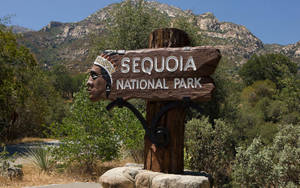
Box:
[233,124,300,187]
[26,147,53,172]
[49,89,119,172]
[49,83,145,172]
[111,99,145,163]
[185,117,235,187]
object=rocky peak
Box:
[147,1,190,17]
[83,3,116,24]
[196,12,219,31]
[199,12,216,19]
[42,21,63,32]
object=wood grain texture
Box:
[145,28,191,174]
[98,46,221,101]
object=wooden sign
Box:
[92,46,221,101]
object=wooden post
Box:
[144,28,191,174]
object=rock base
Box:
[99,164,211,188]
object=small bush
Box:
[48,83,145,172]
[185,117,235,187]
[26,147,53,172]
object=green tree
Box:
[89,0,170,59]
[235,80,279,145]
[0,25,66,141]
[193,57,242,123]
[107,0,170,50]
[240,80,277,107]
[0,26,37,141]
[51,64,72,98]
[110,99,145,163]
[49,65,85,99]
[239,53,298,88]
[277,77,300,124]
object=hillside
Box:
[18,0,300,72]
[260,41,300,64]
[10,25,33,33]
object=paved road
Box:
[24,182,102,188]
[0,140,60,156]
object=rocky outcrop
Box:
[0,161,23,180]
[99,165,211,188]
[42,21,63,32]
[259,40,300,63]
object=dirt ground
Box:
[0,138,129,188]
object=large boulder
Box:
[99,166,142,188]
[99,164,210,188]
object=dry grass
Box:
[62,159,132,182]
[0,163,76,188]
[0,159,132,188]
[6,137,58,145]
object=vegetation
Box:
[50,64,85,99]
[1,1,300,187]
[0,146,23,180]
[48,83,144,173]
[239,53,298,88]
[233,124,300,187]
[26,147,53,173]
[0,24,70,142]
[173,15,206,46]
[184,53,300,187]
[48,87,120,173]
[185,117,235,187]
[89,0,170,59]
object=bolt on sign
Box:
[89,46,221,101]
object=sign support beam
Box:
[144,28,191,173]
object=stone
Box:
[124,163,144,168]
[0,160,23,180]
[135,171,161,188]
[99,167,141,188]
[152,174,210,188]
[99,165,211,188]
[6,167,23,180]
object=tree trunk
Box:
[144,28,191,174]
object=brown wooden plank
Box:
[93,46,221,101]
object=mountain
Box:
[18,0,299,72]
[260,41,300,64]
[10,25,33,33]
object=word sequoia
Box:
[121,56,196,75]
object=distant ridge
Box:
[10,25,33,33]
[18,0,300,72]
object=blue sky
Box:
[1,0,299,45]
